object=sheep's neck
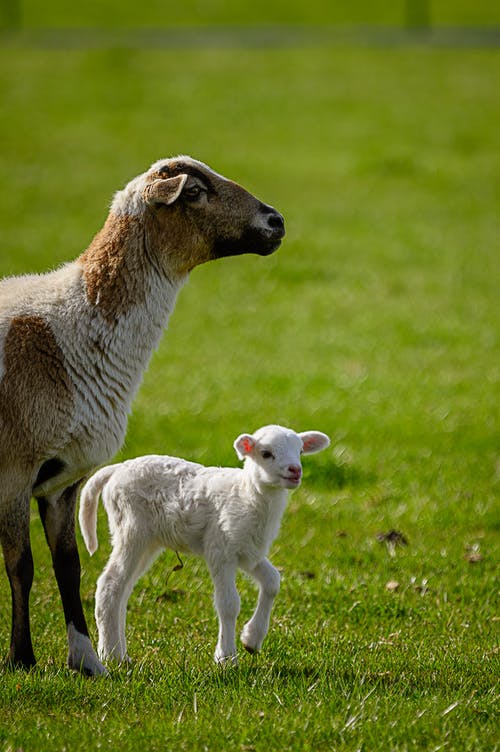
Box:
[79,212,184,327]
[71,212,187,441]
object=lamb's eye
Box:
[261,450,274,460]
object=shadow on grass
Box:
[196,658,493,697]
[302,459,375,491]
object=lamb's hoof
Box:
[214,653,239,668]
[242,642,259,655]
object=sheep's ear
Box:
[143,174,188,206]
[299,431,330,455]
[234,434,256,461]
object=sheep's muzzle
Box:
[212,205,285,259]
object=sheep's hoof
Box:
[67,624,109,677]
[4,654,37,672]
[68,654,109,677]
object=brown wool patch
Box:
[142,206,212,277]
[0,316,74,461]
[79,214,147,323]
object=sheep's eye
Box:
[261,450,274,460]
[184,185,203,200]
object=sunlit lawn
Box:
[0,30,498,752]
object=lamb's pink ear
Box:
[299,431,330,455]
[143,174,188,206]
[234,434,256,461]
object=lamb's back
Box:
[107,459,248,556]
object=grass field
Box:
[3,0,500,28]
[0,15,499,752]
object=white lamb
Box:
[79,424,330,665]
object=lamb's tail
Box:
[78,465,118,555]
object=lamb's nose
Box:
[288,465,302,479]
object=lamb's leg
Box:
[37,485,107,676]
[209,563,240,665]
[116,545,162,662]
[240,558,280,654]
[95,538,159,664]
[0,491,36,669]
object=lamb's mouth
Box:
[281,475,301,487]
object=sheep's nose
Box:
[288,465,302,479]
[260,204,285,237]
[267,211,285,232]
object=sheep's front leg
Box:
[210,563,240,665]
[240,558,280,654]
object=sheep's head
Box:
[234,425,330,491]
[112,156,285,276]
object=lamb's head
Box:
[111,156,285,276]
[234,425,330,491]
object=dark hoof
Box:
[242,643,258,655]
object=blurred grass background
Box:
[0,2,499,750]
[1,0,500,27]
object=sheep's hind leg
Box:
[37,485,107,676]
[240,558,280,654]
[0,490,36,669]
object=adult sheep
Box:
[0,156,285,675]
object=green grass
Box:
[0,31,499,752]
[1,0,500,27]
